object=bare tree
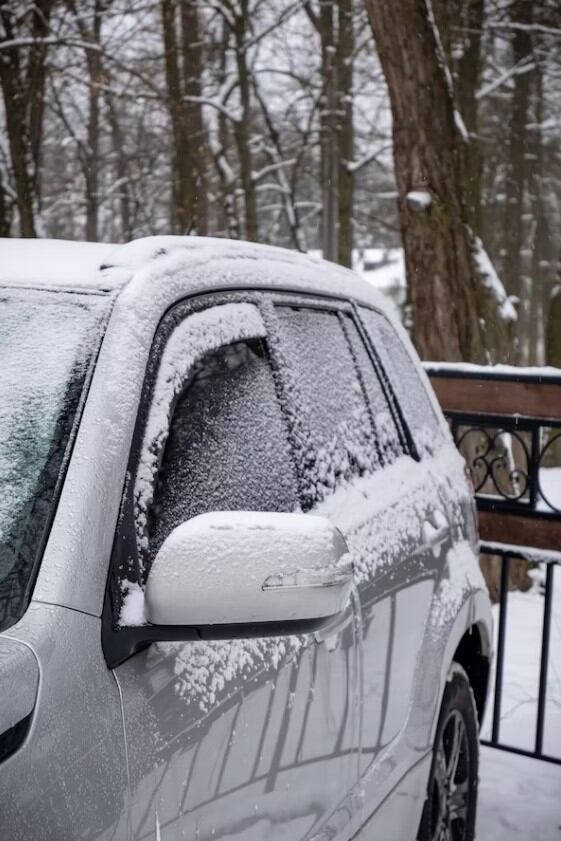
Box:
[305,0,355,265]
[0,0,53,236]
[161,0,208,234]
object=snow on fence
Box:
[425,362,561,766]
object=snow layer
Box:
[406,190,432,211]
[425,360,561,379]
[106,235,392,314]
[0,235,393,316]
[34,234,394,618]
[134,303,266,558]
[153,441,468,712]
[0,289,106,575]
[539,467,561,512]
[477,746,561,840]
[0,238,117,290]
[471,235,517,323]
[145,511,350,626]
[481,563,561,758]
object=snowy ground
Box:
[477,746,561,840]
[476,555,561,839]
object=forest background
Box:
[1,0,560,365]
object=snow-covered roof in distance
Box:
[0,235,391,313]
[0,238,119,291]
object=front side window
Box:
[0,288,109,630]
[112,300,301,612]
[147,338,299,562]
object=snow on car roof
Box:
[0,238,119,292]
[0,235,391,312]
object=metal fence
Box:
[425,363,561,766]
[479,544,560,766]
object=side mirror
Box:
[145,511,353,628]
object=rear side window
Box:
[271,306,403,508]
[359,307,444,454]
[148,338,298,561]
[340,315,405,465]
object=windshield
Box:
[0,288,110,631]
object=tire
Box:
[417,662,479,841]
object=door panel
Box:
[1,604,128,841]
[351,306,455,829]
[267,301,440,828]
[115,620,360,840]
[111,298,360,841]
[315,458,444,807]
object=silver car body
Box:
[0,236,492,841]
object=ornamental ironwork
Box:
[449,418,561,516]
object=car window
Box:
[340,314,406,466]
[0,289,108,632]
[147,338,299,562]
[271,306,402,509]
[359,307,445,454]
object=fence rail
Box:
[479,544,560,766]
[425,363,561,766]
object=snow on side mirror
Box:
[145,511,353,628]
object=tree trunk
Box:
[546,285,561,368]
[0,63,36,236]
[527,67,550,365]
[212,19,239,239]
[84,0,103,242]
[336,0,354,268]
[364,0,513,363]
[232,0,258,241]
[161,0,195,233]
[504,0,533,306]
[105,87,132,240]
[180,0,208,235]
[0,0,52,237]
[319,1,338,261]
[0,167,11,236]
[0,18,36,237]
[454,0,484,232]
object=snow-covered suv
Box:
[0,236,491,841]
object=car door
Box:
[106,296,361,841]
[257,298,437,829]
[350,305,455,833]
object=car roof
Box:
[0,235,391,313]
[0,238,119,292]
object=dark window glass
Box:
[359,307,444,453]
[273,307,390,507]
[148,339,298,559]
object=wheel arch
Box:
[452,622,491,728]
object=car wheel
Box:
[417,662,478,841]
